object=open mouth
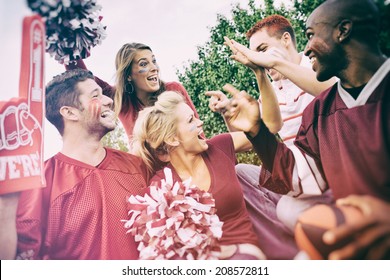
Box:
[309,56,318,71]
[147,75,158,82]
[197,129,206,140]
[101,110,114,118]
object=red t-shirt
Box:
[16,148,149,259]
[150,133,260,247]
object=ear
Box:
[60,106,79,121]
[281,32,292,47]
[337,19,352,43]
[165,137,180,147]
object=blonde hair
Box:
[131,91,185,173]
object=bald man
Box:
[224,0,390,259]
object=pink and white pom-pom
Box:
[123,168,223,260]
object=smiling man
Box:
[224,0,390,259]
[213,14,336,259]
[16,69,150,259]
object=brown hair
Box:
[46,69,94,135]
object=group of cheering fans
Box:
[1,0,389,260]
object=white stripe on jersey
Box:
[287,145,328,197]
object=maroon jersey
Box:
[151,134,260,247]
[251,59,390,200]
[16,148,149,259]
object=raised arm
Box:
[252,68,282,133]
[268,53,337,96]
[205,89,237,133]
[0,193,20,259]
[230,131,253,153]
[228,38,337,96]
[224,37,282,134]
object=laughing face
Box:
[304,8,349,82]
[174,103,208,154]
[249,29,289,82]
[130,49,160,95]
[77,79,116,136]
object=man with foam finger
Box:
[16,69,150,259]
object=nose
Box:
[151,62,159,72]
[102,94,113,108]
[303,42,311,57]
[197,118,203,127]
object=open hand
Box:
[224,36,259,70]
[227,38,286,70]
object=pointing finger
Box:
[222,84,240,96]
[205,91,225,99]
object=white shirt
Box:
[259,53,315,147]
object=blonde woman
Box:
[131,90,265,260]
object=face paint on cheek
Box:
[189,124,197,132]
[138,68,149,74]
[88,99,102,120]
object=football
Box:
[295,204,363,260]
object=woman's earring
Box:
[126,82,134,94]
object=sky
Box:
[0,0,290,159]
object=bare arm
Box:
[252,68,282,133]
[228,38,337,96]
[230,131,252,153]
[224,37,282,133]
[0,192,20,259]
[272,56,337,96]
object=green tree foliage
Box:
[102,122,129,152]
[177,0,325,164]
[376,0,390,56]
[177,0,389,164]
